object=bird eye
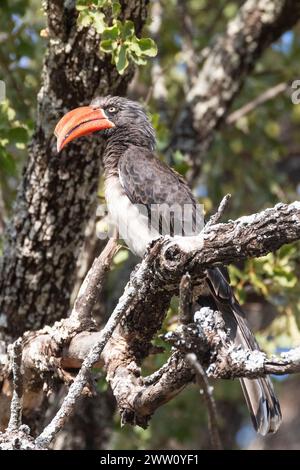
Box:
[108,106,117,113]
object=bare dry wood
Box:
[2,200,300,448]
[98,201,300,427]
[7,339,23,432]
[186,353,222,450]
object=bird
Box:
[55,95,282,435]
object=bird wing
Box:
[119,146,281,435]
[118,146,203,237]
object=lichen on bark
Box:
[0,0,149,339]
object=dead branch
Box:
[2,200,300,444]
[168,306,300,379]
[99,200,300,426]
[206,193,231,228]
[179,273,193,325]
[35,285,132,449]
[186,353,222,450]
[226,82,288,125]
[0,234,118,435]
[69,233,119,329]
[7,339,23,432]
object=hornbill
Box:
[55,96,282,435]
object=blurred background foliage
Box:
[1,0,300,450]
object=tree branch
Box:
[98,200,300,426]
[169,306,300,379]
[206,193,231,228]
[7,339,23,432]
[226,82,289,125]
[2,200,300,444]
[170,0,300,182]
[69,233,119,329]
[35,285,132,449]
[186,353,222,450]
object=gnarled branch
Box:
[2,200,300,446]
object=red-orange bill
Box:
[54,106,115,152]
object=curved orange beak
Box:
[54,106,115,152]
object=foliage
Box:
[76,0,157,74]
[0,100,30,177]
[0,0,44,215]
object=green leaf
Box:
[135,37,157,57]
[76,5,89,11]
[0,138,9,147]
[97,0,108,7]
[115,44,128,74]
[0,149,16,174]
[127,40,142,56]
[78,11,93,28]
[274,271,297,288]
[102,24,120,41]
[265,121,280,139]
[91,11,106,34]
[76,0,91,10]
[129,53,147,66]
[112,1,121,16]
[7,106,16,121]
[224,2,238,18]
[121,20,135,39]
[76,1,156,76]
[100,39,114,52]
[8,127,28,144]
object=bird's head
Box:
[55,96,156,152]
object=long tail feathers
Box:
[205,268,282,435]
[240,376,281,435]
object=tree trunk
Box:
[0,0,149,339]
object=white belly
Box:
[105,176,159,257]
[104,176,204,258]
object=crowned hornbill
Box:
[55,96,282,435]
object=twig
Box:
[226,82,288,125]
[7,338,23,432]
[35,281,136,448]
[206,194,231,228]
[69,232,119,328]
[179,273,193,324]
[186,353,222,450]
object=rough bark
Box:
[1,200,299,440]
[0,0,149,339]
[170,0,300,181]
[101,201,300,426]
